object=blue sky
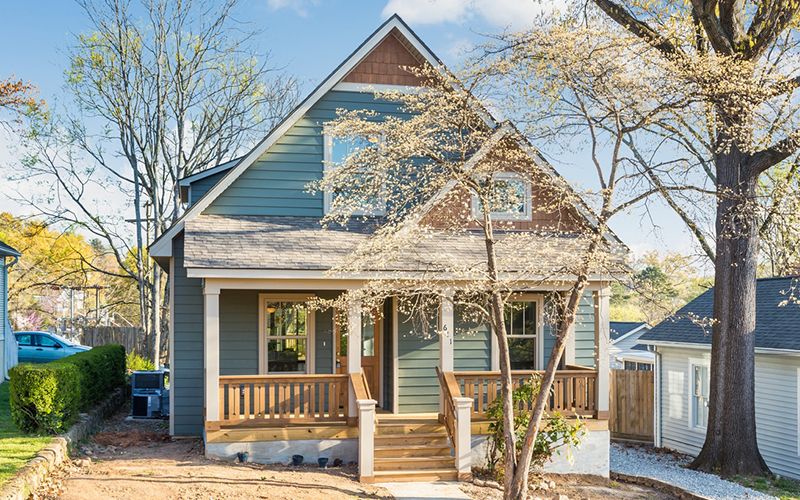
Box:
[0,0,703,262]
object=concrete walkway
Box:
[377,481,471,500]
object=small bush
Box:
[485,374,585,477]
[9,344,126,434]
[126,352,155,372]
[9,363,80,433]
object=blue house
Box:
[0,240,20,380]
[151,15,621,482]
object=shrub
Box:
[9,363,80,433]
[485,374,585,477]
[126,352,155,372]
[52,344,126,409]
[9,344,126,434]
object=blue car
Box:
[14,331,91,363]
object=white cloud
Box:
[382,0,559,30]
[267,0,319,17]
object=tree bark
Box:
[690,146,771,476]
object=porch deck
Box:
[204,368,605,481]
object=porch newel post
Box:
[347,300,362,422]
[203,284,220,424]
[439,291,455,416]
[595,287,610,419]
[454,396,473,480]
[357,398,377,482]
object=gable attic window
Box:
[471,172,532,221]
[323,131,385,216]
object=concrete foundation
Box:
[206,439,358,465]
[469,429,610,477]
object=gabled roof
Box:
[178,157,242,202]
[150,14,447,260]
[640,276,800,352]
[610,321,650,342]
[0,240,20,258]
[150,14,627,268]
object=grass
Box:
[734,474,800,500]
[0,382,51,485]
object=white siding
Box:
[658,346,800,480]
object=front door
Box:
[336,311,381,402]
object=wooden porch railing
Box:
[453,369,598,420]
[218,374,350,424]
[435,367,461,445]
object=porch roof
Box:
[183,214,627,277]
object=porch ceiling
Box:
[183,214,627,275]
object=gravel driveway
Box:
[610,443,775,499]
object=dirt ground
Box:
[33,408,391,500]
[459,474,678,500]
[32,408,675,500]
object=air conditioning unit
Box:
[132,394,161,418]
[131,369,169,418]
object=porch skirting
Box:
[206,438,358,465]
[469,427,610,478]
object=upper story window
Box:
[323,131,385,216]
[471,172,532,221]
[690,361,709,429]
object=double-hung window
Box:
[690,362,710,429]
[505,301,538,370]
[472,172,532,221]
[263,300,309,373]
[323,132,385,215]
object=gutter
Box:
[640,339,800,357]
[653,349,661,447]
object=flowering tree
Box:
[311,18,690,495]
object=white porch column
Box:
[203,286,220,423]
[454,396,473,480]
[439,291,455,416]
[347,300,363,420]
[357,399,377,481]
[595,287,611,419]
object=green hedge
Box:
[9,344,126,434]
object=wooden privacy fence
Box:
[609,369,654,442]
[81,326,146,356]
[218,374,350,424]
[453,369,598,420]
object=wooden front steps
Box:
[372,418,457,482]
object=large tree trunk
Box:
[690,148,771,476]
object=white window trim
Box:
[471,172,532,221]
[688,358,710,431]
[797,367,799,456]
[322,129,386,216]
[258,293,316,375]
[505,293,545,370]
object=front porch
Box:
[199,282,611,482]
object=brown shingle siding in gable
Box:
[343,29,426,86]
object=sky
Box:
[0,0,704,263]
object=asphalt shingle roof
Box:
[610,321,647,341]
[183,214,627,276]
[640,276,800,352]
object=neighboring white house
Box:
[0,240,20,380]
[640,276,800,480]
[609,321,653,370]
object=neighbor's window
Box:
[691,362,709,428]
[505,301,538,370]
[472,172,531,221]
[324,132,384,215]
[264,301,308,373]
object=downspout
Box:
[3,255,19,381]
[653,348,662,447]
